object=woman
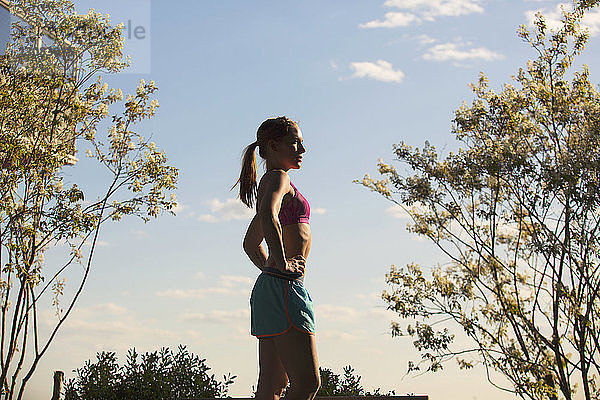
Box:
[235,116,320,400]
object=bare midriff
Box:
[282,222,311,261]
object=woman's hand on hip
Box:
[283,254,305,275]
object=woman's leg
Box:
[256,337,289,400]
[272,329,320,400]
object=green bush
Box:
[317,365,395,397]
[64,345,235,400]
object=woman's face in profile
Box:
[276,128,306,170]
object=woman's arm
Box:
[257,170,289,271]
[243,214,267,270]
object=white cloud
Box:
[198,214,219,223]
[156,288,223,299]
[330,60,339,71]
[44,307,180,345]
[312,207,327,215]
[416,33,436,45]
[172,202,187,215]
[386,205,410,219]
[349,60,405,83]
[525,3,600,36]
[356,291,383,301]
[423,42,504,62]
[182,309,250,324]
[384,0,483,19]
[525,3,569,31]
[194,271,206,280]
[360,11,421,28]
[157,274,254,299]
[93,303,128,314]
[367,308,397,319]
[221,275,254,288]
[361,0,483,28]
[198,198,253,223]
[317,304,396,323]
[318,329,367,341]
[318,304,361,320]
[61,318,132,336]
[386,202,433,219]
[583,11,600,36]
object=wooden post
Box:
[51,371,64,400]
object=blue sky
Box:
[17,0,600,399]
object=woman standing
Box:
[235,116,320,400]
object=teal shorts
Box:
[250,268,315,338]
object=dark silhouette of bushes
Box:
[64,345,235,400]
[66,346,395,399]
[317,365,395,396]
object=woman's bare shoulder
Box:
[258,169,290,189]
[256,170,291,211]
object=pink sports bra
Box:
[278,182,310,226]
